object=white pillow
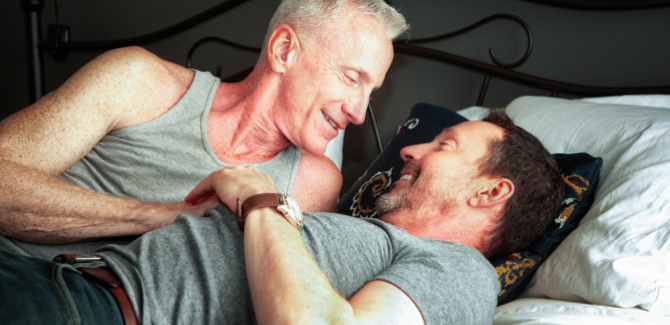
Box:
[324,129,345,171]
[456,106,489,120]
[582,94,670,109]
[497,96,670,315]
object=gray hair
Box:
[262,0,408,52]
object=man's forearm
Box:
[190,166,423,324]
[244,209,356,325]
[0,160,207,244]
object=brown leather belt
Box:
[53,254,138,325]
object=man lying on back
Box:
[0,109,564,324]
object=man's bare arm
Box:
[292,152,343,212]
[244,210,424,325]
[0,46,216,244]
[186,166,424,325]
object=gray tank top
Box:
[1,70,301,259]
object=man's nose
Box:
[400,144,423,162]
[342,94,368,125]
[343,103,365,125]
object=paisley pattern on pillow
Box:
[492,154,602,305]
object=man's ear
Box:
[266,24,300,74]
[468,177,514,208]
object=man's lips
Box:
[322,111,339,130]
[399,162,421,182]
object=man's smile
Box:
[399,174,414,181]
[399,162,421,184]
[322,110,338,130]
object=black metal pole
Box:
[22,0,45,104]
[367,103,384,154]
[477,75,491,106]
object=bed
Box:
[20,0,670,323]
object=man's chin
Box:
[301,140,329,157]
[376,186,409,216]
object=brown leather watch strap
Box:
[236,193,280,230]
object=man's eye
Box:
[344,72,359,86]
[441,140,456,148]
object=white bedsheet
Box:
[495,298,670,325]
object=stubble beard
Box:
[376,162,420,217]
[376,182,409,216]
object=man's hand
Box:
[184,166,277,212]
[168,196,222,219]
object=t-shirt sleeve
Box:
[369,221,500,325]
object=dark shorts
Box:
[0,247,123,325]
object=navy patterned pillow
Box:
[335,103,602,305]
[491,153,601,305]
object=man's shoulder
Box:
[98,47,194,96]
[96,47,190,77]
[292,152,343,212]
[84,47,196,128]
[363,220,499,324]
[366,218,498,279]
[296,151,342,181]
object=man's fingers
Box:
[185,176,215,204]
[184,165,277,209]
[192,191,216,205]
[193,195,221,215]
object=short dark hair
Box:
[480,108,564,258]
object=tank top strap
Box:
[257,145,301,195]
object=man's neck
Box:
[382,206,492,254]
[206,68,292,164]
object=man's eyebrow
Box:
[358,69,374,85]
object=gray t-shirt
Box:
[98,207,499,325]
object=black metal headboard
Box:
[21,0,253,103]
[22,0,670,153]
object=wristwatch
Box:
[236,193,304,231]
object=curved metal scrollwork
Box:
[185,36,260,78]
[396,14,533,69]
[525,0,670,10]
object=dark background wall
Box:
[1,0,669,194]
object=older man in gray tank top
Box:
[0,0,408,258]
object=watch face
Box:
[279,194,304,227]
